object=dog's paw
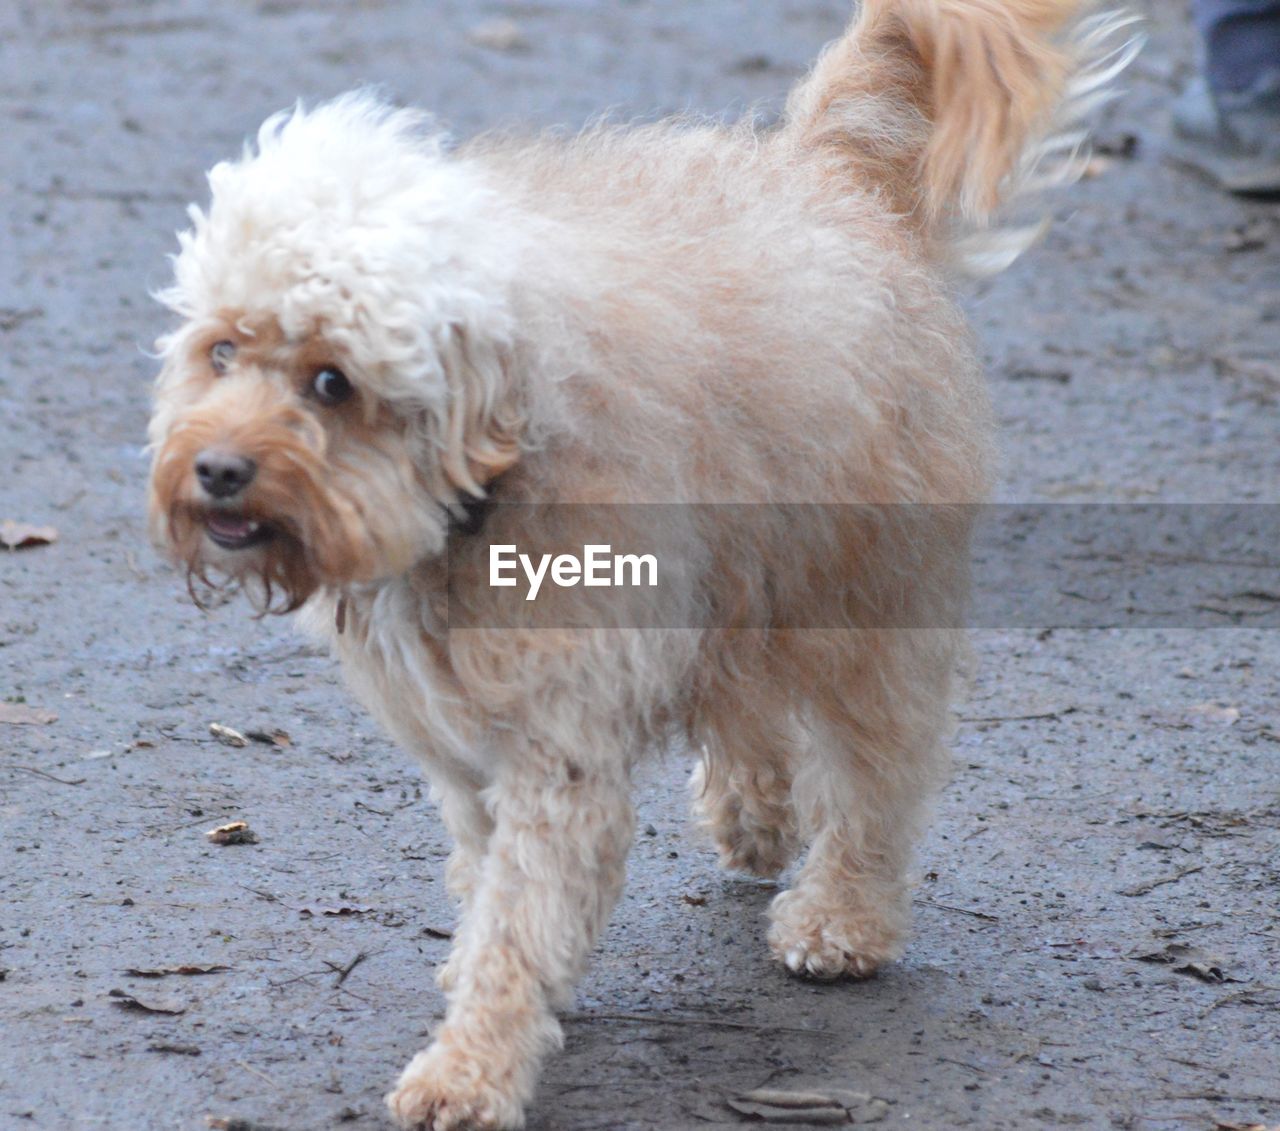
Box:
[766,888,905,981]
[386,1043,525,1131]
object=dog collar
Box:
[449,494,494,537]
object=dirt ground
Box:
[2,2,1279,1129]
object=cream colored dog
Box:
[147,2,1133,1127]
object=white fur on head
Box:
[156,92,529,480]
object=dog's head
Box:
[147,93,525,611]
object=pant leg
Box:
[1192,0,1280,93]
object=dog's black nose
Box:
[195,450,257,499]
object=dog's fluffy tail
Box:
[783,0,1139,268]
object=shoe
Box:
[1170,73,1280,198]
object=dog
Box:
[147,2,1133,1127]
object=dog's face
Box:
[146,94,524,611]
[148,314,447,610]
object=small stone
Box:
[208,723,248,748]
[206,821,259,846]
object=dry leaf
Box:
[108,988,186,1015]
[0,520,58,550]
[246,728,291,747]
[206,821,258,846]
[209,723,249,747]
[727,1099,846,1124]
[1133,943,1241,984]
[467,18,527,52]
[727,1088,890,1125]
[0,703,57,726]
[421,925,454,940]
[1179,959,1235,984]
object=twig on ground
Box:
[958,708,1077,724]
[324,951,368,988]
[1118,865,1204,897]
[1199,985,1280,1018]
[9,765,85,786]
[234,1060,281,1091]
[914,898,1000,922]
[937,1056,992,1075]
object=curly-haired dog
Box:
[147,2,1133,1127]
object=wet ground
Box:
[2,2,1279,1129]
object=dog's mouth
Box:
[204,512,275,551]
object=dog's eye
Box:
[312,367,353,406]
[209,340,236,374]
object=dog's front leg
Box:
[388,742,634,1131]
[431,772,494,995]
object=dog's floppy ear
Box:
[437,324,523,497]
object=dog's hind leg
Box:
[766,629,956,980]
[690,714,798,879]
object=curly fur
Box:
[146,3,1133,1128]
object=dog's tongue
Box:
[207,513,256,540]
